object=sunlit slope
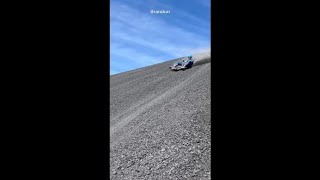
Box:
[110,54,211,179]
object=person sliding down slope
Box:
[170,55,194,71]
[181,55,194,69]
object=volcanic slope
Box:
[110,57,211,180]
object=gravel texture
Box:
[110,57,211,180]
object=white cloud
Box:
[110,0,210,74]
[197,0,211,7]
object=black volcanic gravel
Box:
[109,58,211,180]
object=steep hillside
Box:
[110,55,211,179]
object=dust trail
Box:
[192,50,211,66]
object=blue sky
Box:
[110,0,211,75]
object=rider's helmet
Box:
[188,55,192,60]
